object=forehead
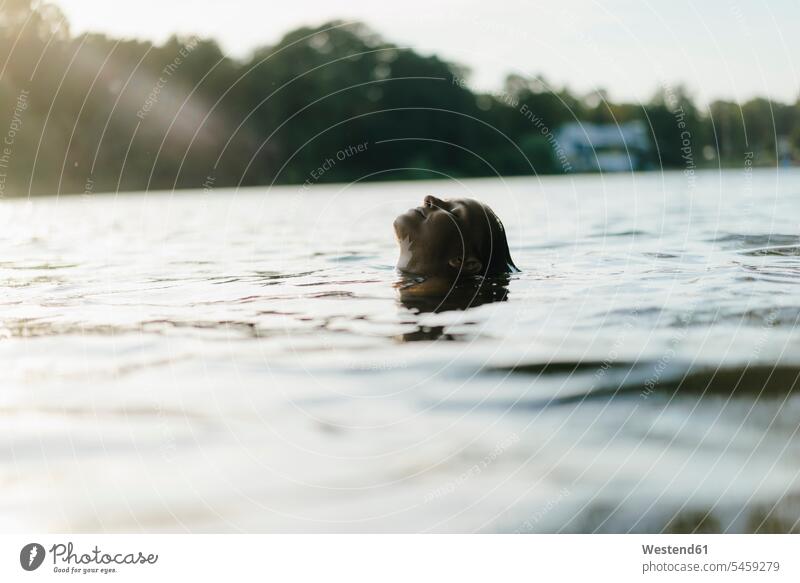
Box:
[450,198,491,222]
[450,198,486,215]
[448,198,498,252]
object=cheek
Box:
[420,216,462,253]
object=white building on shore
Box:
[556,120,652,172]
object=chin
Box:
[393,212,416,240]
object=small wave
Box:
[488,360,800,406]
[741,245,800,257]
[714,233,800,249]
[589,230,648,238]
[738,264,800,283]
[642,252,679,259]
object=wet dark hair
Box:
[477,205,519,276]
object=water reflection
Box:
[395,274,510,341]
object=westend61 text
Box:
[642,544,708,555]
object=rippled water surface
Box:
[3,169,800,532]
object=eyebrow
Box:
[450,201,468,217]
[448,204,469,228]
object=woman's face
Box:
[393,195,490,277]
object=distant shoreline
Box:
[3,166,797,200]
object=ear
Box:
[448,255,483,276]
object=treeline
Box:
[0,0,798,196]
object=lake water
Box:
[3,169,800,533]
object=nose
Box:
[423,195,446,209]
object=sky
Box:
[51,0,800,106]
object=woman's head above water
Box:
[393,195,518,279]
